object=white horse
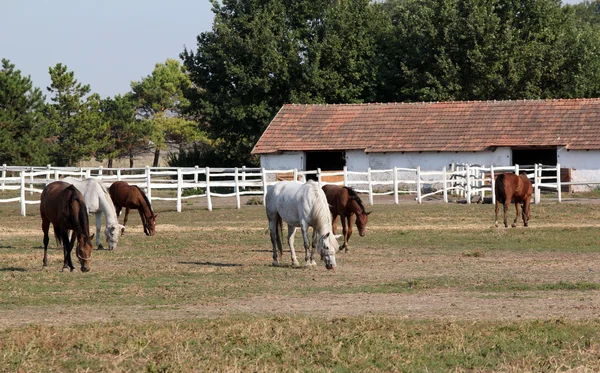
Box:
[63,177,124,250]
[265,180,339,270]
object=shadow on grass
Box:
[0,245,13,249]
[0,267,26,272]
[179,261,243,267]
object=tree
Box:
[0,59,51,165]
[99,94,152,168]
[182,0,386,165]
[131,59,202,167]
[45,63,109,166]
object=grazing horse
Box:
[63,177,124,250]
[108,181,158,236]
[40,181,94,272]
[266,180,339,270]
[322,185,371,252]
[494,172,533,228]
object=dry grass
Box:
[1,196,600,371]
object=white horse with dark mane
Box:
[63,177,124,250]
[266,180,339,270]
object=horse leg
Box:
[523,200,530,227]
[115,206,122,217]
[494,201,500,227]
[340,214,349,252]
[331,214,339,235]
[96,212,103,250]
[345,214,354,253]
[268,214,280,266]
[42,218,50,267]
[61,231,74,272]
[300,223,314,267]
[503,201,509,228]
[121,208,131,235]
[287,225,300,267]
[512,202,520,228]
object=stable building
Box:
[251,99,600,191]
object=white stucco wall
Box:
[557,149,600,191]
[260,152,304,170]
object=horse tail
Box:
[495,173,507,203]
[277,215,283,257]
[66,185,91,239]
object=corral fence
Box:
[0,163,594,216]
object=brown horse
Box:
[494,172,533,228]
[40,181,94,272]
[108,181,158,236]
[322,185,371,252]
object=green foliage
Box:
[0,59,51,165]
[131,59,205,167]
[45,63,109,166]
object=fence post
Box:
[1,164,6,191]
[262,168,268,203]
[466,164,472,204]
[98,166,103,179]
[29,167,34,195]
[20,170,26,216]
[342,166,347,187]
[293,168,298,182]
[46,164,51,184]
[393,167,399,205]
[490,165,496,205]
[367,167,373,205]
[534,164,540,204]
[145,166,152,202]
[416,166,422,204]
[234,167,241,209]
[556,163,562,203]
[442,165,448,203]
[242,166,247,190]
[317,168,322,187]
[205,167,212,211]
[515,164,519,175]
[176,168,182,213]
[117,169,121,181]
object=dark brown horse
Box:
[322,185,371,252]
[494,172,533,228]
[108,181,158,236]
[40,181,94,272]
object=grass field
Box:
[1,194,600,372]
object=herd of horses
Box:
[40,179,158,272]
[39,171,531,272]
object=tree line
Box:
[2,0,600,167]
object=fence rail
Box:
[0,163,597,216]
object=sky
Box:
[1,0,214,98]
[1,0,586,100]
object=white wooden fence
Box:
[0,163,595,216]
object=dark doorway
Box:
[305,151,345,180]
[512,148,557,167]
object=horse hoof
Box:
[97,244,104,250]
[272,261,279,267]
[511,223,517,228]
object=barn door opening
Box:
[305,151,345,181]
[512,148,558,190]
[512,148,557,167]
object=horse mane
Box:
[133,185,154,214]
[343,186,366,214]
[306,181,331,231]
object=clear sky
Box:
[1,0,585,99]
[1,0,214,98]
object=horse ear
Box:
[366,211,372,216]
[90,233,95,240]
[154,213,159,218]
[119,224,126,230]
[334,234,342,240]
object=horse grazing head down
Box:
[77,233,95,272]
[317,232,339,270]
[104,223,124,250]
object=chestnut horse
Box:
[40,181,94,272]
[494,172,533,228]
[322,185,371,252]
[108,181,158,236]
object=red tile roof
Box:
[251,99,600,154]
